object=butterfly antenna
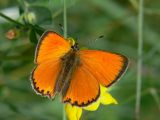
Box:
[87,35,104,47]
[98,35,104,39]
[59,24,64,33]
[94,35,104,42]
[59,24,72,39]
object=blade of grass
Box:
[129,0,139,10]
[150,88,160,111]
[91,0,159,49]
[135,0,144,120]
[63,0,67,120]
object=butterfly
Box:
[31,31,129,106]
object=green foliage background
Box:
[0,0,160,120]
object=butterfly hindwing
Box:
[31,61,60,98]
[63,63,100,106]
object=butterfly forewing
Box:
[35,31,70,64]
[80,50,129,87]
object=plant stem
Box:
[135,0,144,120]
[63,0,67,120]
[0,12,44,35]
[0,12,25,27]
[63,0,67,39]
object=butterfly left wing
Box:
[63,63,100,106]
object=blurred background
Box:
[0,0,159,120]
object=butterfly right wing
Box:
[63,49,128,106]
[31,31,71,98]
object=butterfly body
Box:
[55,47,80,97]
[31,31,129,106]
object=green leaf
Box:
[33,24,45,36]
[29,28,38,44]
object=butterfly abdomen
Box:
[54,50,80,97]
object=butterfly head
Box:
[71,42,79,51]
[67,37,79,51]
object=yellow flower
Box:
[65,85,117,120]
[65,104,82,120]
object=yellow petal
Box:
[83,100,100,111]
[84,85,117,111]
[100,85,118,105]
[65,104,82,120]
[100,85,107,94]
[100,92,118,105]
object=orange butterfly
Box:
[31,31,128,106]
